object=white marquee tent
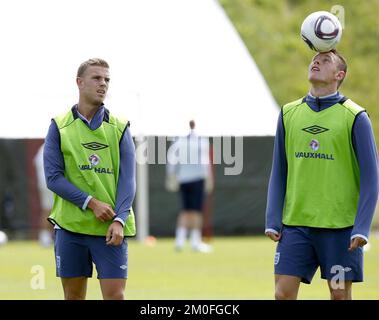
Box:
[0,0,279,239]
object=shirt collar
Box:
[308,91,339,99]
[72,104,105,124]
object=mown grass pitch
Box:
[0,235,378,300]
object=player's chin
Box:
[308,75,323,85]
[308,73,317,81]
[92,96,105,105]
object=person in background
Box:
[166,120,213,253]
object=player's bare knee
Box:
[64,292,86,300]
[330,290,350,300]
[104,290,124,300]
[275,288,296,300]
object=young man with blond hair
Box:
[266,50,378,300]
[44,58,136,300]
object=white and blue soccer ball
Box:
[0,230,8,246]
[301,11,342,53]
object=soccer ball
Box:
[301,11,342,52]
[0,230,8,246]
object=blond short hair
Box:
[77,58,109,77]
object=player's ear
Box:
[336,70,345,82]
[76,77,83,89]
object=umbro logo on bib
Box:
[302,125,329,135]
[82,142,109,150]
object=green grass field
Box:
[1,235,378,300]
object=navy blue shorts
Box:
[54,229,128,279]
[274,226,363,284]
[179,179,205,211]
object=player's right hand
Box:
[266,231,281,242]
[88,198,116,222]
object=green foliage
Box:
[219,0,379,142]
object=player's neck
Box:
[77,100,101,122]
[310,84,338,98]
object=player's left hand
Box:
[106,221,124,246]
[348,236,367,251]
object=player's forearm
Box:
[46,173,91,209]
[44,120,90,209]
[114,192,134,223]
[351,113,379,239]
[265,112,287,233]
[114,127,136,223]
[265,173,286,233]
